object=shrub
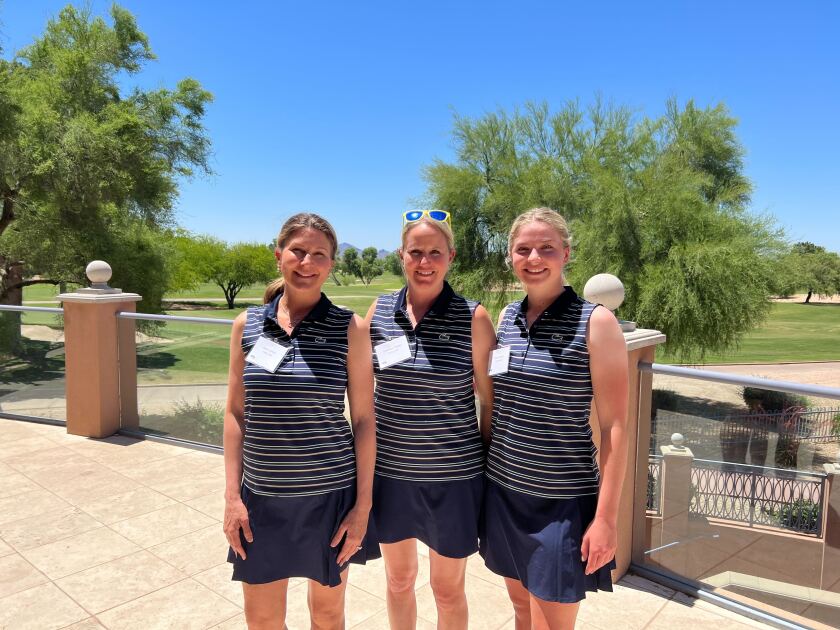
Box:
[774,499,821,532]
[742,387,808,413]
[832,413,840,437]
[169,398,225,444]
[652,389,680,413]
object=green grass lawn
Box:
[660,302,840,364]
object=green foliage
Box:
[142,398,225,445]
[0,4,212,313]
[339,247,383,285]
[424,98,783,359]
[781,242,840,301]
[652,389,680,413]
[174,235,274,309]
[832,413,840,438]
[773,499,820,532]
[742,387,808,413]
[383,251,402,276]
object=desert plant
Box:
[742,387,808,413]
[774,499,820,533]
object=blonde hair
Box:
[400,216,456,252]
[264,213,339,303]
[507,207,571,255]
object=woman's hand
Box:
[224,496,253,560]
[581,515,617,575]
[331,504,370,566]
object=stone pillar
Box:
[657,434,695,576]
[58,261,141,438]
[822,458,840,593]
[584,274,666,580]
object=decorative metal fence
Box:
[647,456,661,513]
[653,408,840,445]
[688,459,826,536]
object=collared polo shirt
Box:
[240,292,356,497]
[371,282,484,482]
[486,287,600,498]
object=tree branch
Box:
[6,278,64,291]
[0,189,17,238]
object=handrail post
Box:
[822,460,840,591]
[58,261,141,438]
[657,434,695,576]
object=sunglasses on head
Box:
[402,210,451,226]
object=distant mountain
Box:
[338,243,397,259]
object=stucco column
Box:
[58,261,141,438]
[822,460,840,593]
[657,435,695,576]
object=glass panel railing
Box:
[129,314,233,447]
[639,368,840,628]
[0,307,66,422]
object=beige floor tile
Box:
[0,538,14,557]
[646,594,759,629]
[78,486,177,524]
[48,469,142,506]
[118,454,205,484]
[21,526,140,579]
[193,562,243,607]
[55,549,186,613]
[61,619,108,630]
[416,572,511,628]
[0,505,101,551]
[109,502,216,548]
[0,436,58,460]
[350,611,436,629]
[0,582,88,630]
[0,553,48,598]
[148,523,228,575]
[96,578,241,630]
[185,490,226,520]
[0,421,44,442]
[178,449,224,470]
[2,446,88,477]
[147,471,225,502]
[211,612,247,629]
[0,472,44,499]
[285,583,386,630]
[0,487,70,525]
[575,580,671,630]
[466,552,506,588]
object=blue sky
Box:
[3,1,839,252]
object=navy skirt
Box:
[228,484,381,587]
[372,474,484,558]
[480,479,615,603]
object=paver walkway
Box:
[0,418,775,629]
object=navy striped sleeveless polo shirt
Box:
[371,282,485,482]
[240,293,356,497]
[486,287,600,498]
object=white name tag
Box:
[245,336,291,373]
[488,346,511,376]
[375,336,412,369]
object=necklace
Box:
[278,298,303,328]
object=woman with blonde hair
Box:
[480,207,628,629]
[223,212,379,630]
[365,210,496,629]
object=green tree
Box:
[182,236,277,309]
[340,248,361,280]
[0,4,212,320]
[424,98,781,359]
[358,247,384,285]
[383,251,402,276]
[786,243,840,303]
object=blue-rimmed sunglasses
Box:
[402,209,451,226]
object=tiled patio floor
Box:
[0,418,775,629]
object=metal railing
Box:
[689,459,826,535]
[116,311,235,325]
[647,455,662,513]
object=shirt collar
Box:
[518,286,577,319]
[394,281,455,317]
[264,291,332,326]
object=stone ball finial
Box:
[86,260,113,286]
[583,273,625,311]
[671,433,686,448]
